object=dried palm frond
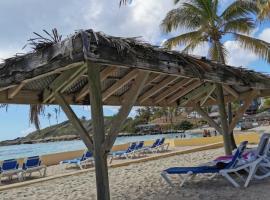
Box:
[0,104,8,112]
[29,104,45,130]
[119,0,132,7]
[24,28,62,51]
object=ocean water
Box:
[0,132,200,161]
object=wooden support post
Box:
[105,71,150,150]
[76,66,117,102]
[228,90,257,133]
[216,83,232,155]
[54,92,94,151]
[193,103,222,134]
[87,60,110,200]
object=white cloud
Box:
[224,40,257,66]
[258,28,270,42]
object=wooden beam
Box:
[223,85,239,99]
[76,66,118,102]
[105,71,150,150]
[154,78,192,103]
[102,69,138,101]
[200,85,216,106]
[228,90,258,133]
[43,65,86,103]
[8,82,26,99]
[87,61,110,200]
[54,91,93,151]
[138,76,178,103]
[145,73,162,85]
[216,83,232,155]
[166,81,202,104]
[193,103,222,134]
[177,82,214,106]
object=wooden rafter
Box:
[76,66,118,102]
[138,76,178,103]
[105,71,150,150]
[223,85,239,99]
[102,69,138,101]
[177,82,214,106]
[228,90,258,133]
[166,81,202,104]
[145,73,162,85]
[8,82,26,99]
[154,78,192,103]
[200,85,216,106]
[43,65,86,103]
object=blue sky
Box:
[0,0,270,141]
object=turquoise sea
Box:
[0,132,200,161]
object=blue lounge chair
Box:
[60,150,94,170]
[161,141,248,187]
[21,156,47,179]
[109,142,137,163]
[144,138,169,153]
[0,159,23,183]
[143,139,160,153]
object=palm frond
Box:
[29,104,45,130]
[161,5,203,32]
[256,0,270,20]
[24,28,62,51]
[221,1,257,20]
[163,31,204,49]
[233,33,270,63]
[119,0,132,7]
[0,104,8,112]
[223,17,255,34]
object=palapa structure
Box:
[1,29,270,199]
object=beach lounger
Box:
[144,138,169,153]
[21,156,47,179]
[131,141,145,157]
[0,159,23,183]
[60,150,94,170]
[109,142,137,163]
[161,141,248,188]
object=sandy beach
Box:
[1,147,270,200]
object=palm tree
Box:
[161,0,270,154]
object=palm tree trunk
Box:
[217,42,237,151]
[228,103,237,149]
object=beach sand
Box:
[1,147,270,200]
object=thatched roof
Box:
[0,29,270,107]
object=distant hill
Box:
[0,117,129,146]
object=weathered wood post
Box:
[87,60,110,200]
[216,83,232,155]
